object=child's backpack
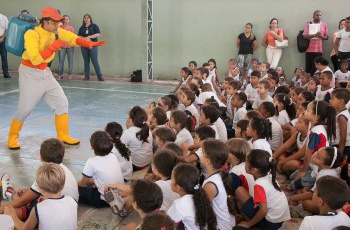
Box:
[297,30,310,53]
[5,14,38,57]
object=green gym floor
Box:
[0,74,301,229]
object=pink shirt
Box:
[303,21,328,53]
[59,25,75,48]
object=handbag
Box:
[275,39,289,48]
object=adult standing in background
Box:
[334,16,350,70]
[0,13,10,78]
[236,23,257,84]
[330,19,345,71]
[303,10,329,75]
[78,14,104,81]
[262,18,284,69]
[58,15,74,80]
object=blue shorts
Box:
[289,167,316,191]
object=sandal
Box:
[104,189,125,216]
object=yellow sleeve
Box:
[23,30,46,65]
[58,28,78,47]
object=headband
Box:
[330,147,338,168]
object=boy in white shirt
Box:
[225,80,241,121]
[5,163,78,230]
[315,71,334,103]
[78,131,124,208]
[245,70,260,110]
[299,176,350,230]
[259,62,270,81]
[232,92,248,135]
[0,138,79,220]
[334,59,350,88]
[252,80,273,109]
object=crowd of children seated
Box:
[1,56,350,230]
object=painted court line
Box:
[62,86,166,95]
[0,89,19,96]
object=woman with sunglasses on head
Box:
[78,14,104,81]
[7,7,105,150]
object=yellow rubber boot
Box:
[8,119,23,150]
[55,114,80,145]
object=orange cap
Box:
[41,7,63,21]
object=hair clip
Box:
[330,147,338,168]
[269,157,273,163]
[194,184,200,190]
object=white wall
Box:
[2,0,348,80]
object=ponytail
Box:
[184,110,195,132]
[221,168,236,216]
[115,138,131,161]
[326,105,336,141]
[136,123,150,143]
[269,158,281,191]
[129,106,150,143]
[105,122,131,161]
[193,188,217,230]
[274,93,296,120]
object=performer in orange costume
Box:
[8,7,105,149]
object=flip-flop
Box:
[104,189,125,216]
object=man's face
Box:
[345,19,350,31]
[313,11,322,22]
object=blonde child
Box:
[171,67,192,93]
[227,138,255,196]
[167,163,217,230]
[246,116,272,155]
[252,80,273,109]
[236,150,290,229]
[5,163,77,230]
[121,106,153,170]
[330,89,350,157]
[273,93,296,126]
[201,139,235,229]
[224,58,240,81]
[169,110,194,146]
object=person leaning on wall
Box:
[262,18,285,69]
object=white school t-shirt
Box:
[299,211,350,230]
[82,153,124,200]
[252,138,272,155]
[186,104,200,129]
[311,168,339,192]
[35,196,77,230]
[214,117,228,142]
[297,132,308,150]
[267,116,283,152]
[167,194,198,230]
[315,85,333,101]
[260,73,268,81]
[226,95,234,119]
[155,179,180,211]
[175,128,194,146]
[232,107,247,130]
[276,110,290,125]
[337,29,350,52]
[110,146,133,181]
[254,175,291,223]
[244,83,258,102]
[198,91,226,107]
[121,126,153,167]
[31,164,79,202]
[209,124,220,140]
[252,94,273,109]
[334,70,350,84]
[203,172,235,230]
[0,215,14,230]
[332,109,350,146]
[230,162,255,197]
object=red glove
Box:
[40,39,63,60]
[76,38,106,49]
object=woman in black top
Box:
[236,23,258,84]
[78,14,104,81]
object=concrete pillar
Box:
[141,0,153,81]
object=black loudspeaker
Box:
[130,70,142,82]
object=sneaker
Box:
[104,189,125,216]
[1,173,14,200]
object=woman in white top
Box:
[105,122,133,181]
[330,19,346,71]
[121,106,153,170]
